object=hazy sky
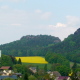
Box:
[0,0,80,44]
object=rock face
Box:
[74,28,80,35]
[20,35,61,44]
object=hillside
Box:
[0,54,17,66]
[45,28,80,63]
[0,35,61,56]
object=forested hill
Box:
[0,35,61,56]
[45,28,80,63]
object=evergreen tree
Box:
[17,58,22,64]
[1,55,13,66]
[72,62,77,73]
[9,55,17,64]
[44,64,47,73]
[36,65,39,72]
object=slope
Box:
[45,28,80,63]
[0,35,61,56]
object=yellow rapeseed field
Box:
[16,56,48,64]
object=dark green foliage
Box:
[0,54,13,66]
[13,64,33,75]
[45,52,71,76]
[56,65,71,76]
[44,64,47,73]
[51,63,61,71]
[23,72,28,80]
[45,53,71,76]
[36,65,39,73]
[45,53,70,67]
[13,64,25,73]
[44,28,80,63]
[72,62,77,73]
[17,58,22,64]
[0,35,61,57]
[9,55,17,64]
[0,54,18,67]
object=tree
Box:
[23,72,28,80]
[36,65,38,72]
[1,55,13,66]
[44,64,47,73]
[17,58,22,64]
[56,65,71,76]
[72,62,77,73]
[13,64,33,75]
[9,55,17,64]
[51,63,61,71]
[27,50,33,56]
[13,64,25,73]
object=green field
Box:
[23,63,51,70]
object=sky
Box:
[0,0,80,44]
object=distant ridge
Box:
[0,35,61,56]
[45,28,80,63]
[74,28,80,35]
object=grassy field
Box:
[23,63,51,69]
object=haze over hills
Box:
[0,35,61,56]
